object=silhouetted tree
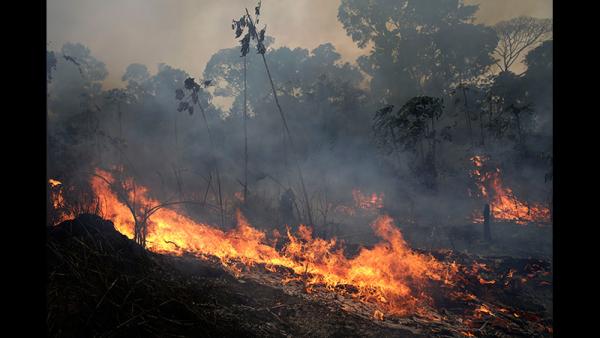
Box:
[493,16,552,73]
[374,96,445,190]
[338,0,497,105]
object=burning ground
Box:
[46,1,553,336]
[48,171,552,337]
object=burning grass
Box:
[48,213,552,337]
[48,214,423,337]
[84,169,451,317]
[48,169,553,336]
[470,156,551,225]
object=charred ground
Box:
[47,214,551,337]
[46,1,553,336]
[47,214,423,337]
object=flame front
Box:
[470,156,551,225]
[49,178,62,187]
[49,179,74,223]
[352,189,384,211]
[49,169,553,333]
[84,169,450,316]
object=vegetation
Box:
[47,0,552,230]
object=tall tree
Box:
[522,40,552,133]
[493,16,552,73]
[373,96,445,190]
[338,0,497,106]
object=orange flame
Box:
[49,179,74,223]
[474,304,494,317]
[352,189,384,211]
[62,169,453,316]
[373,309,385,321]
[470,156,550,225]
[49,169,553,330]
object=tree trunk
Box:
[261,53,313,227]
[515,111,523,146]
[483,203,492,242]
[479,109,485,146]
[431,116,436,171]
[243,55,248,204]
[462,87,474,146]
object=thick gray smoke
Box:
[47,1,552,249]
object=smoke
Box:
[47,1,552,250]
[47,0,551,90]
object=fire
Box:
[49,179,64,209]
[50,168,551,327]
[49,178,74,223]
[474,304,494,317]
[333,189,385,217]
[478,277,496,285]
[373,309,385,321]
[51,169,454,317]
[470,156,551,225]
[352,189,384,211]
[234,191,244,202]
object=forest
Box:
[47,1,553,336]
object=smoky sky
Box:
[47,0,552,89]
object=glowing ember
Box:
[234,191,244,203]
[352,189,384,211]
[333,189,384,217]
[49,178,74,223]
[470,156,551,225]
[474,304,494,317]
[478,277,496,285]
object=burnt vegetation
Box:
[47,1,553,337]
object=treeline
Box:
[47,0,552,228]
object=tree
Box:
[338,0,497,105]
[373,96,445,190]
[483,203,491,242]
[203,41,370,224]
[493,16,552,73]
[47,51,57,83]
[524,40,552,76]
[522,40,552,133]
[47,43,110,178]
[175,77,226,227]
[234,4,316,226]
[104,89,129,139]
[121,63,151,102]
[122,63,150,84]
[94,169,208,248]
[47,43,108,120]
[520,40,552,190]
[60,42,109,88]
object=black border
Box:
[552,0,590,336]
[6,0,583,335]
[6,0,47,335]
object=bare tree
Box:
[231,2,315,226]
[174,78,226,228]
[493,16,552,73]
[94,170,216,248]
